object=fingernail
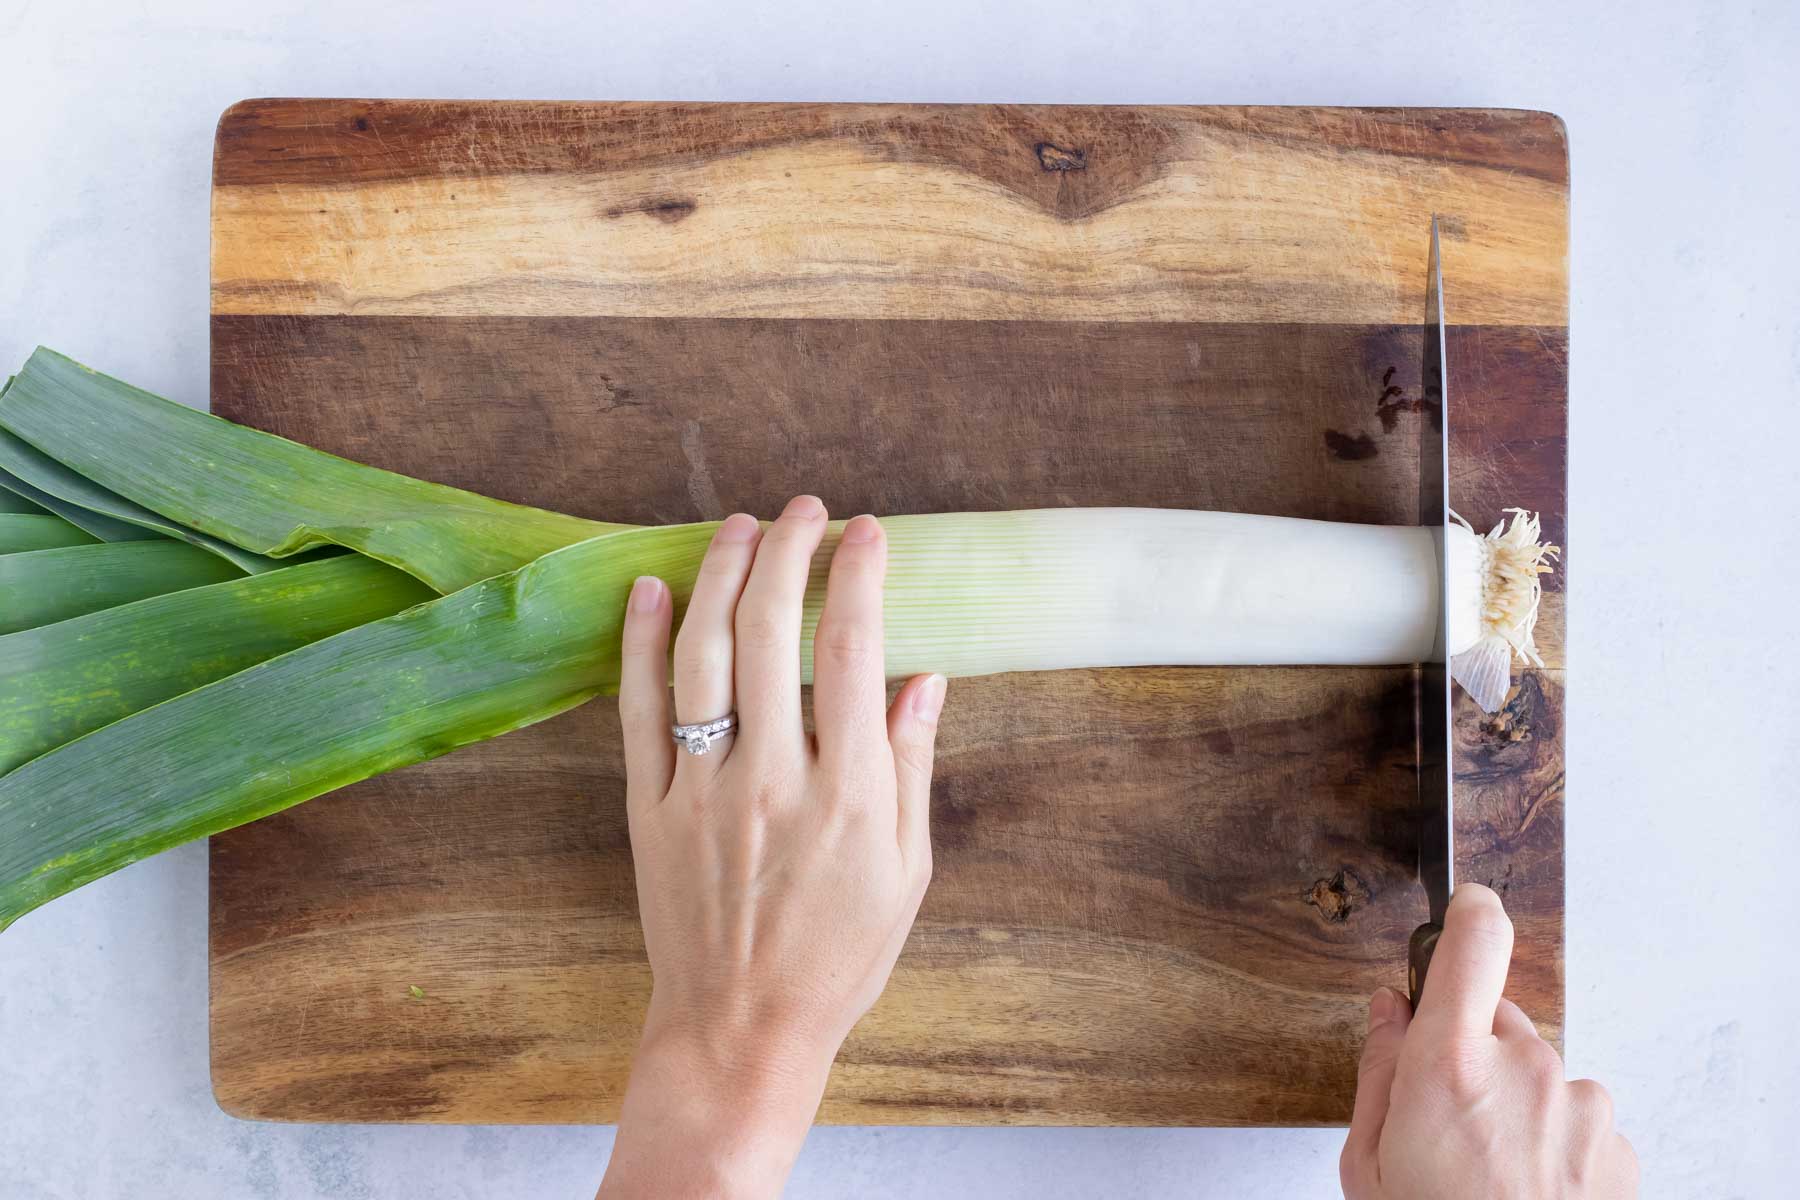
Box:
[912,674,947,721]
[629,576,664,613]
[716,513,758,542]
[841,514,880,543]
[783,494,825,520]
[1368,987,1401,1030]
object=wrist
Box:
[641,990,847,1090]
[600,1009,840,1199]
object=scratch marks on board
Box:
[679,420,725,520]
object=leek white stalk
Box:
[805,508,1554,712]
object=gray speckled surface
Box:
[3,1,1796,1196]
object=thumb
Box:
[887,673,946,865]
[1343,987,1413,1183]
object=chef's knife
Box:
[1410,217,1454,1010]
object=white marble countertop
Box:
[3,0,1795,1195]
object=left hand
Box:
[599,496,945,1199]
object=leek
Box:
[2,349,622,591]
[0,540,242,634]
[3,435,166,544]
[0,486,46,514]
[0,349,1555,931]
[0,514,97,554]
[0,553,432,775]
[0,417,284,575]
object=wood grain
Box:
[213,101,1569,190]
[208,101,1567,1125]
[211,102,1567,326]
[210,667,1562,1124]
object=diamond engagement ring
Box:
[671,713,737,756]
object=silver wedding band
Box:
[672,713,737,756]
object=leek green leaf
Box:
[1,349,626,591]
[0,553,434,778]
[0,523,710,930]
[0,514,97,554]
[0,423,283,574]
[0,484,47,514]
[0,540,245,635]
[1,445,166,543]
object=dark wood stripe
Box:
[213,101,1567,204]
[211,315,1566,581]
[1190,106,1567,186]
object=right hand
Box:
[1341,884,1638,1199]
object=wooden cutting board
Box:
[207,101,1568,1125]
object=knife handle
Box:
[1408,922,1443,1010]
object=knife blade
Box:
[1409,216,1455,1010]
